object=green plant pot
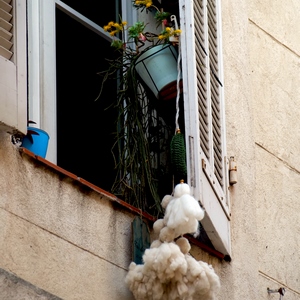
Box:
[135,44,182,100]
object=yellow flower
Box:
[135,0,152,7]
[103,21,126,36]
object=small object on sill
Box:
[21,127,50,159]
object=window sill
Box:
[20,147,227,261]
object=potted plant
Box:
[102,0,182,100]
[98,0,183,216]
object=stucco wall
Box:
[0,130,223,300]
[0,130,135,299]
[221,0,260,298]
[222,0,300,298]
[249,0,300,298]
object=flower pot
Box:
[135,44,182,101]
[21,127,50,158]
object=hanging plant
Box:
[97,0,182,217]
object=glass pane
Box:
[59,0,121,27]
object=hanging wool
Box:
[125,182,220,300]
[170,129,187,178]
[164,182,205,238]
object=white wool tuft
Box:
[164,192,205,238]
[176,237,191,254]
[174,182,191,198]
[180,194,205,221]
[159,226,175,242]
[199,261,221,292]
[153,218,165,234]
[125,182,220,300]
[161,194,173,209]
[150,239,162,248]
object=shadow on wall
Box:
[0,268,62,300]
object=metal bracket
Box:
[229,156,237,185]
[267,288,285,299]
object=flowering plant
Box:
[103,0,181,54]
[97,0,182,216]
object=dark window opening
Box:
[56,8,119,191]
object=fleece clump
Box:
[125,182,220,300]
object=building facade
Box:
[0,0,299,299]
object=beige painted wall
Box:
[221,0,300,298]
[0,131,134,299]
[249,0,300,298]
[221,0,260,298]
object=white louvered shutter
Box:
[180,0,231,256]
[0,0,13,60]
[0,0,27,133]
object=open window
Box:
[28,0,125,187]
[27,0,231,256]
[28,0,179,212]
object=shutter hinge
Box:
[229,156,237,185]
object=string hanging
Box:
[175,39,182,133]
[170,38,187,180]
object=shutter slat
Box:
[0,26,11,40]
[194,0,210,159]
[0,44,12,59]
[0,35,12,50]
[0,0,12,13]
[0,7,12,22]
[207,0,224,187]
[0,0,13,60]
[0,16,12,32]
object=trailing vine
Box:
[98,46,173,217]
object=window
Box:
[0,0,27,133]
[28,0,231,256]
[180,0,231,256]
[28,0,124,186]
[28,0,174,207]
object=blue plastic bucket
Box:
[21,127,50,158]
